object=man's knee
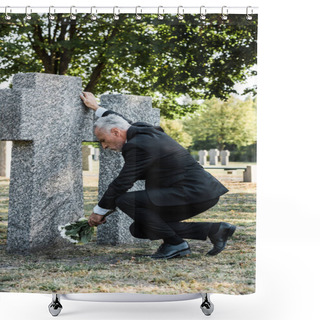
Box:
[129,222,148,239]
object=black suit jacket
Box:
[98,121,228,209]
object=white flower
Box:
[58,225,79,244]
[57,217,93,244]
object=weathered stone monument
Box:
[0,72,160,252]
[93,147,100,161]
[82,145,94,171]
[97,95,160,245]
[198,150,208,166]
[221,150,230,165]
[209,149,219,165]
[243,165,257,183]
[0,73,94,253]
[0,141,12,178]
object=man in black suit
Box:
[80,92,236,259]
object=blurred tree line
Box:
[161,96,257,162]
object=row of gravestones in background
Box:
[199,149,230,166]
[80,147,257,184]
[83,148,231,168]
[0,144,242,176]
[1,144,256,180]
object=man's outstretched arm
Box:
[80,92,132,122]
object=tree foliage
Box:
[0,14,257,118]
[184,96,257,151]
[160,118,192,148]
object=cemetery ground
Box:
[0,162,256,295]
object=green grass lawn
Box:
[0,167,256,295]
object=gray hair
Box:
[93,114,131,134]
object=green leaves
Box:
[184,96,257,151]
[61,219,94,244]
[0,14,257,119]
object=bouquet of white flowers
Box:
[58,210,115,244]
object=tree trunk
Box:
[84,26,120,92]
[59,21,77,75]
[84,62,106,93]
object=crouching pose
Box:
[80,92,236,259]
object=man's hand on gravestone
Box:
[80,92,99,111]
[88,212,107,227]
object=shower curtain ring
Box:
[113,6,120,20]
[177,6,184,20]
[246,6,253,21]
[221,6,228,21]
[90,6,98,20]
[135,6,142,20]
[25,6,32,20]
[5,6,12,20]
[70,6,77,20]
[48,6,55,20]
[158,6,164,20]
[200,6,207,20]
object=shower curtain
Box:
[0,10,257,297]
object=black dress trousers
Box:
[115,191,220,241]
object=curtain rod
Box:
[0,6,259,15]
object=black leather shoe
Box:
[151,241,191,259]
[207,222,236,256]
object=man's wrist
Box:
[95,107,107,118]
[93,204,109,215]
[92,104,99,111]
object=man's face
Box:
[94,127,126,152]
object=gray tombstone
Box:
[97,94,160,245]
[209,149,219,165]
[221,150,230,166]
[0,73,160,252]
[93,147,100,161]
[82,145,94,171]
[0,141,12,178]
[198,150,208,166]
[243,165,257,183]
[0,73,95,253]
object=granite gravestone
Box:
[0,73,95,253]
[221,150,230,166]
[209,149,219,165]
[82,145,94,171]
[93,148,100,161]
[0,73,160,252]
[97,94,160,245]
[244,165,257,183]
[198,150,208,166]
[0,141,12,178]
